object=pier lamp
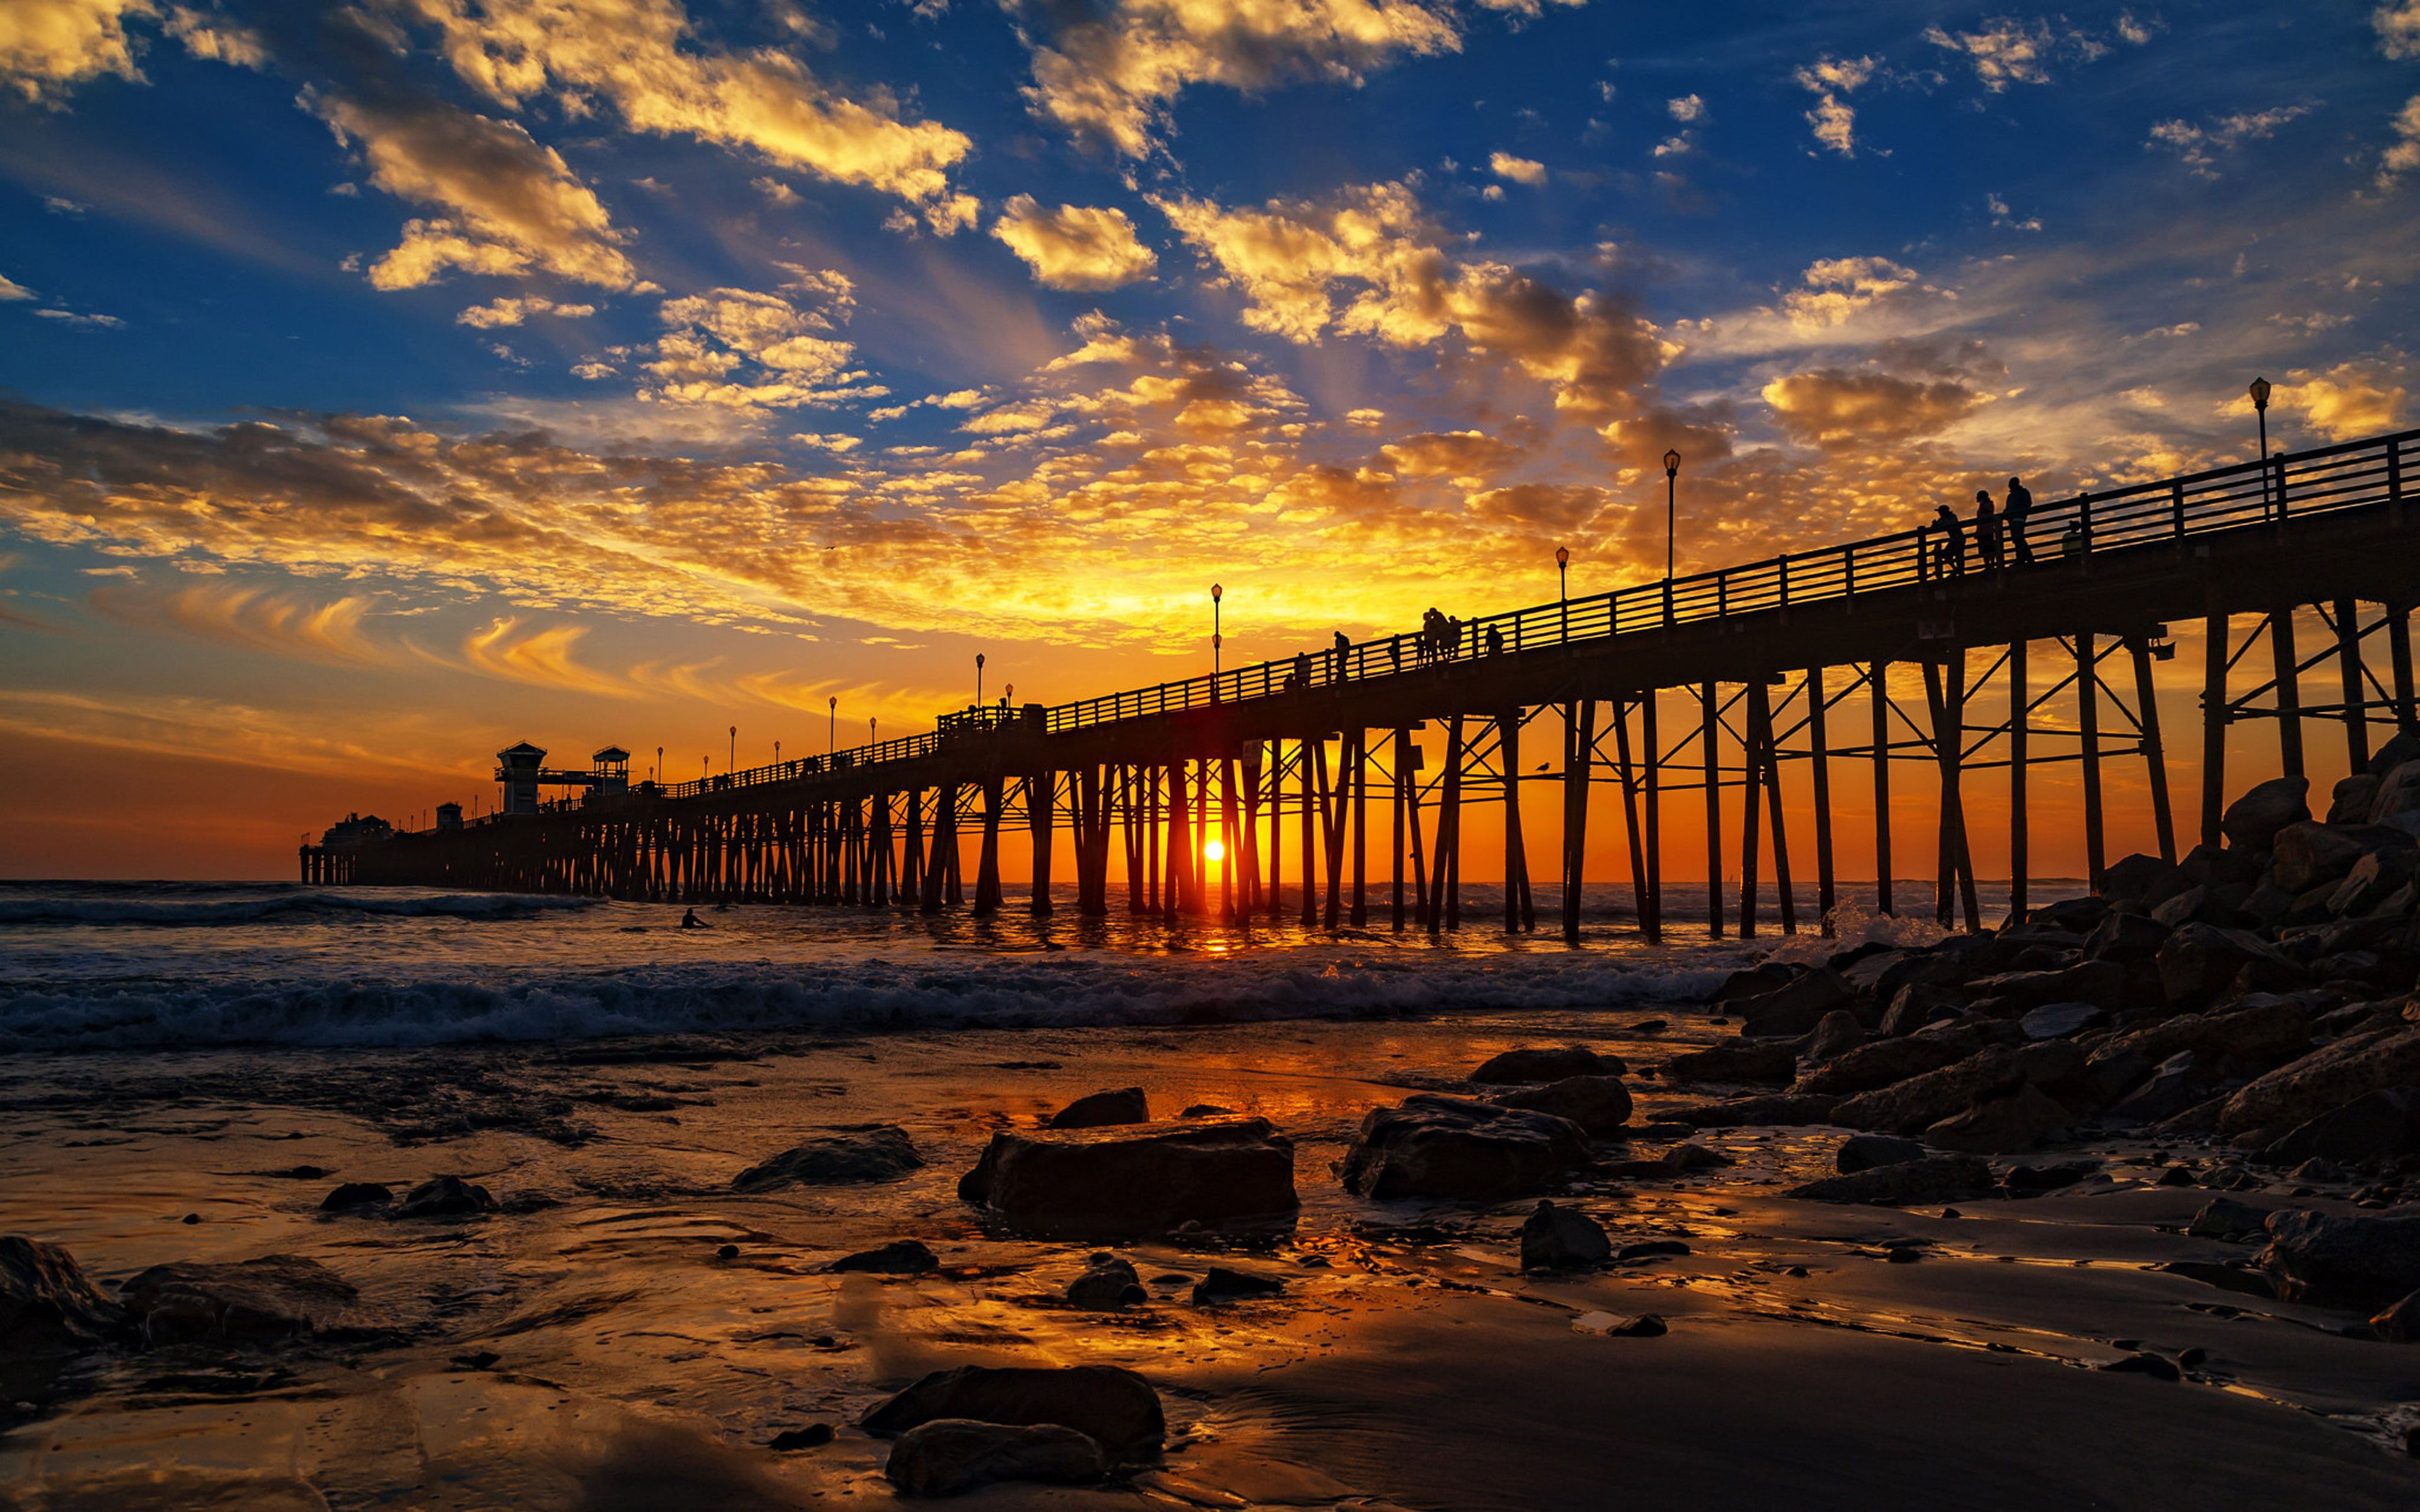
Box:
[1213,582,1223,679]
[976,652,985,707]
[775,739,781,772]
[2249,377,2273,514]
[1004,683,1014,709]
[1662,449,1682,581]
[727,724,735,776]
[829,695,836,755]
[870,716,877,745]
[1555,547,1569,641]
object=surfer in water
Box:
[680,907,708,929]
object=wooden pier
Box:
[309,429,2420,938]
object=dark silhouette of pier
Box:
[307,429,2420,941]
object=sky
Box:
[0,0,2415,880]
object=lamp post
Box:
[2249,376,2273,516]
[828,695,836,756]
[1662,449,1681,582]
[869,716,877,746]
[1554,546,1569,641]
[775,739,781,774]
[1212,583,1223,679]
[655,745,662,788]
[976,653,985,707]
[727,725,735,776]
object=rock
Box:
[2027,896,2109,933]
[1835,1134,1927,1174]
[1923,1084,2073,1155]
[2187,1196,2271,1239]
[1604,1314,1668,1336]
[1786,1156,1998,1207]
[2370,734,2420,780]
[2099,852,2182,905]
[2100,1352,2181,1382]
[2107,1051,2207,1123]
[1066,1255,1146,1310]
[2020,1002,2108,1040]
[1831,1043,2078,1136]
[2258,1209,2420,1305]
[2002,1160,2097,1193]
[2221,775,2310,851]
[1838,948,1911,994]
[1658,1142,1732,1172]
[1616,1239,1691,1261]
[2090,994,2317,1084]
[2156,924,2302,1011]
[1178,1104,1235,1119]
[2329,775,2382,825]
[2217,1027,2420,1140]
[2083,912,2172,963]
[769,1424,835,1451]
[2271,822,2378,894]
[1339,1096,1591,1201]
[119,1256,356,1343]
[1666,1093,1840,1128]
[1802,1010,1869,1063]
[884,1419,1105,1498]
[1192,1266,1286,1303]
[1732,968,1858,1038]
[2263,1088,2420,1165]
[1663,1040,1796,1084]
[1798,1026,1986,1097]
[2327,849,2420,917]
[318,1182,391,1211]
[1519,1200,1611,1270]
[2371,757,2420,820]
[1046,1087,1149,1130]
[1878,982,1968,1037]
[0,1237,124,1355]
[2370,1290,2420,1342]
[394,1176,497,1220]
[1471,1046,1622,1083]
[829,1240,939,1274]
[1708,961,1798,1004]
[862,1365,1164,1461]
[1496,1075,1632,1136]
[958,1118,1297,1238]
[733,1125,925,1191]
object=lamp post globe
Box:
[1661,449,1682,582]
[2249,377,2274,513]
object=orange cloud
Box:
[992,197,1158,290]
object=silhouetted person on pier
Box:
[1293,651,1312,689]
[680,907,707,929]
[2005,476,2035,563]
[1932,503,1966,578]
[1974,490,2005,571]
[1485,624,1505,657]
[1333,629,1350,680]
[1389,636,1403,673]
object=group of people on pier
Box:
[1925,476,2049,578]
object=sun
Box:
[1202,838,1227,862]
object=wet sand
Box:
[4,1011,2417,1509]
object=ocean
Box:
[0,878,2048,1052]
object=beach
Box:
[6,898,2419,1510]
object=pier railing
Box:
[653,429,2409,803]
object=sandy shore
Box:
[4,1010,2417,1509]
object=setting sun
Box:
[1202,838,1227,863]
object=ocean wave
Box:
[0,949,1733,1051]
[0,890,602,928]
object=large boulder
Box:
[1495,1075,1632,1136]
[957,1118,1296,1238]
[1802,1010,1869,1064]
[2099,852,2183,907]
[2262,1088,2420,1164]
[884,1419,1104,1498]
[2370,759,2420,822]
[2329,775,2382,825]
[1519,1200,1611,1271]
[394,1176,497,1220]
[1664,1040,1797,1084]
[2155,924,2302,1011]
[1471,1046,1622,1083]
[1785,1156,1997,1207]
[2270,823,2375,894]
[1064,1255,1146,1310]
[1923,1084,2073,1155]
[1834,1133,1927,1174]
[1829,1043,2080,1136]
[1799,1026,1988,1097]
[1339,1096,1591,1202]
[119,1256,357,1344]
[2082,911,2172,964]
[0,1237,124,1356]
[1047,1088,1149,1130]
[2221,776,2310,852]
[1666,1093,1841,1128]
[2216,1027,2420,1140]
[1731,967,1858,1038]
[2327,849,2420,917]
[2258,1210,2420,1306]
[863,1365,1163,1462]
[732,1125,924,1191]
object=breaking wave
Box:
[0,890,601,928]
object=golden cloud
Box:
[2273,362,2406,441]
[992,197,1158,290]
[1761,369,1983,447]
[391,0,972,220]
[0,0,149,103]
[309,87,637,290]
